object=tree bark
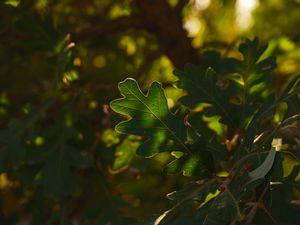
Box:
[134,0,198,68]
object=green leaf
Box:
[279,74,300,100]
[174,39,276,129]
[237,38,276,82]
[206,139,228,164]
[245,148,276,187]
[0,119,28,171]
[110,135,140,173]
[165,153,207,176]
[285,164,300,182]
[40,118,92,198]
[234,39,276,131]
[278,74,300,119]
[40,144,85,198]
[201,193,238,225]
[160,185,238,225]
[0,100,53,171]
[148,179,219,225]
[234,96,274,159]
[41,142,92,198]
[110,78,189,157]
[164,140,214,177]
[174,66,239,126]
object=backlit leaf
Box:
[110,78,189,157]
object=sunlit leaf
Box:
[110,78,189,157]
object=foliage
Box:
[111,39,300,224]
[1,0,300,225]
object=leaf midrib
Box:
[123,83,191,154]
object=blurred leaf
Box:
[278,74,300,119]
[4,0,20,7]
[110,135,140,173]
[0,100,53,172]
[40,118,92,198]
[279,74,300,100]
[41,145,81,198]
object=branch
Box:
[0,29,34,42]
[225,187,243,221]
[245,182,270,225]
[261,206,280,225]
[71,15,143,42]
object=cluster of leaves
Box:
[0,16,184,224]
[2,0,300,224]
[1,1,191,223]
[111,38,300,225]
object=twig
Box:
[261,205,280,225]
[0,29,34,42]
[245,182,270,225]
[155,178,217,225]
[225,187,243,220]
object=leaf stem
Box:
[245,181,270,225]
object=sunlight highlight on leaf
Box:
[198,189,220,208]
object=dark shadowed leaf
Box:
[164,139,214,177]
[245,148,276,187]
[174,66,239,126]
